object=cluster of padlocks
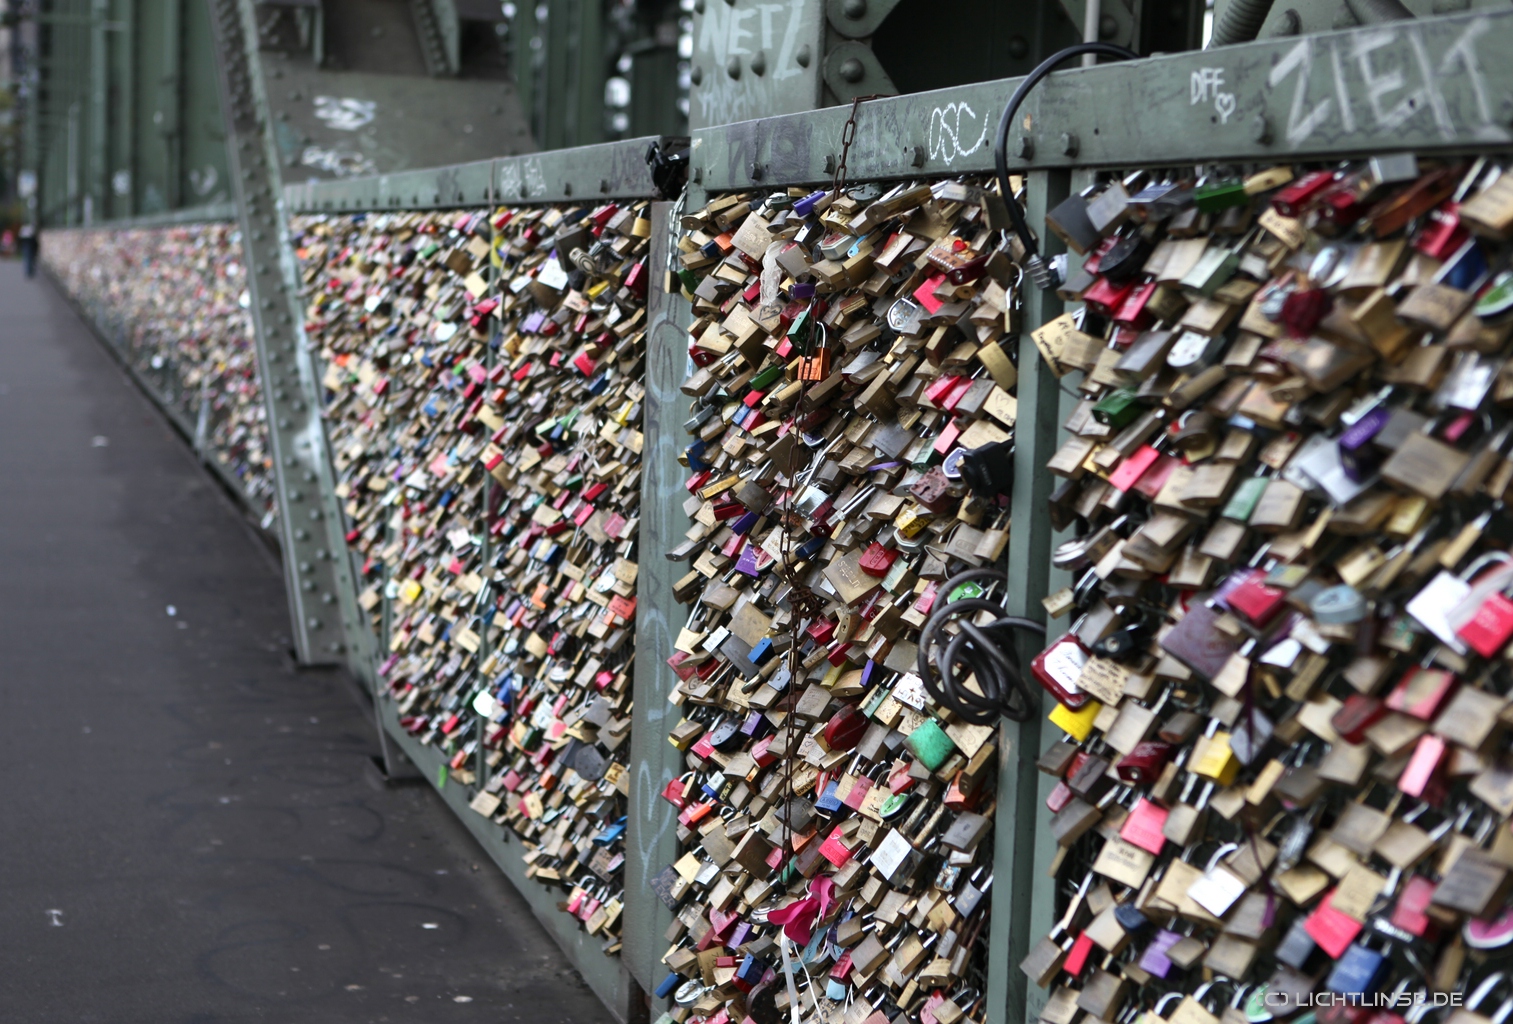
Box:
[1021,158,1513,1024]
[649,177,1028,1024]
[292,197,654,954]
[44,224,276,524]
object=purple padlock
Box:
[1337,405,1391,482]
[734,544,764,577]
[1138,928,1183,978]
[792,190,828,218]
[739,709,770,739]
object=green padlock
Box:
[749,363,785,391]
[948,581,986,603]
[906,718,957,772]
[1091,388,1142,429]
[1193,179,1248,213]
[1221,475,1269,522]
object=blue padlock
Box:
[814,779,844,813]
[748,637,775,665]
[1324,942,1387,995]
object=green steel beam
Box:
[689,8,1513,190]
[624,196,693,996]
[205,0,348,665]
[282,136,676,212]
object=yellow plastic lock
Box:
[1049,699,1103,742]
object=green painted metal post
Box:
[990,165,1069,1024]
[625,196,695,1002]
[88,0,106,221]
[1024,166,1093,1024]
[160,0,182,209]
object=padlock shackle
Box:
[992,42,1138,289]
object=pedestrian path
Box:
[0,263,614,1024]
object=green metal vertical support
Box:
[88,0,106,221]
[160,0,182,209]
[114,0,135,218]
[566,0,603,148]
[511,1,537,144]
[991,166,1068,1024]
[628,41,681,139]
[626,196,695,1000]
[1024,166,1095,1024]
[539,0,604,150]
[204,0,349,665]
[540,0,568,148]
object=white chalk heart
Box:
[1215,92,1237,124]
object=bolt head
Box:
[843,0,867,17]
[1060,132,1079,157]
[726,55,741,79]
[690,65,703,85]
[839,57,865,83]
[1014,135,1034,159]
[1250,113,1273,144]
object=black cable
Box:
[916,569,1047,725]
[993,42,1139,289]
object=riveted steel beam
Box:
[691,8,1513,191]
[282,136,682,212]
[206,0,355,666]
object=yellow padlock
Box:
[1191,730,1240,786]
[1049,699,1102,742]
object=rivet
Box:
[1060,132,1079,157]
[840,58,865,83]
[726,56,741,79]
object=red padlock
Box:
[1115,740,1174,785]
[1119,798,1169,855]
[1331,694,1387,745]
[858,542,899,578]
[1457,588,1513,658]
[1385,666,1458,721]
[1225,568,1288,628]
[1031,634,1092,709]
[1389,874,1438,938]
[823,705,869,751]
[1397,733,1447,802]
[1303,888,1364,959]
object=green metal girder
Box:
[687,0,825,130]
[206,0,350,666]
[623,197,693,996]
[281,136,678,212]
[689,8,1513,191]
